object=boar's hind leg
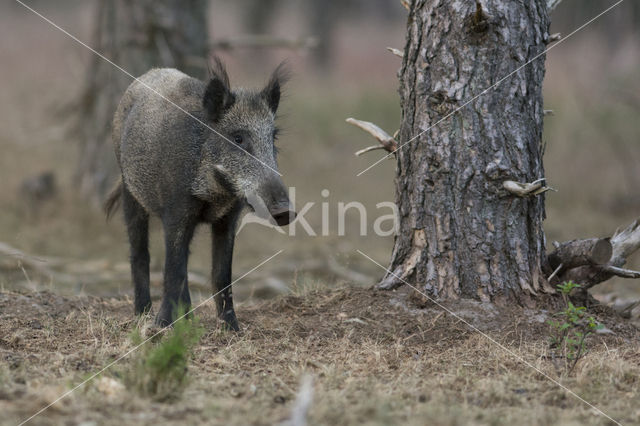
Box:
[211,205,242,331]
[156,216,197,327]
[123,187,151,315]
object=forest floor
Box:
[1,285,639,426]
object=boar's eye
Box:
[232,133,243,145]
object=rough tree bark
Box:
[380,0,552,307]
[74,0,209,199]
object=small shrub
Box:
[547,281,602,373]
[125,307,204,401]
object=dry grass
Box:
[1,285,639,425]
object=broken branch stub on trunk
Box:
[346,118,398,156]
[386,47,403,58]
[547,0,564,12]
[547,33,561,43]
[503,178,555,197]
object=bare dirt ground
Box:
[1,286,639,426]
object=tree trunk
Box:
[74,0,209,200]
[381,0,552,307]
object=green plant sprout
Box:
[125,306,204,401]
[548,281,603,373]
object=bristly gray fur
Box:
[108,57,293,328]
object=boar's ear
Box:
[261,61,290,114]
[203,56,235,122]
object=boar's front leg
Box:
[122,186,151,315]
[211,205,242,331]
[156,215,197,327]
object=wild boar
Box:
[105,58,295,329]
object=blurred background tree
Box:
[74,0,209,200]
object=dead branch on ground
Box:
[0,241,373,292]
[549,218,640,290]
[548,238,612,270]
[210,35,318,51]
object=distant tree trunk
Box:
[74,0,209,200]
[307,0,337,70]
[243,0,279,33]
[381,0,552,307]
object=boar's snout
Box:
[245,176,296,227]
[262,177,296,227]
[270,205,296,226]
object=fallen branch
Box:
[554,218,640,289]
[548,238,612,270]
[210,35,318,51]
[617,300,640,318]
[1,241,374,292]
[547,262,564,282]
[610,218,640,262]
[602,265,640,279]
[0,242,75,284]
[346,118,398,156]
[284,375,314,426]
[0,241,211,290]
[250,257,373,286]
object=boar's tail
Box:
[104,179,123,221]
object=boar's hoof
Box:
[155,311,173,328]
[134,299,152,316]
[220,310,240,331]
[155,304,193,328]
[155,316,171,328]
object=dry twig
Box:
[346,118,398,156]
[386,47,403,58]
